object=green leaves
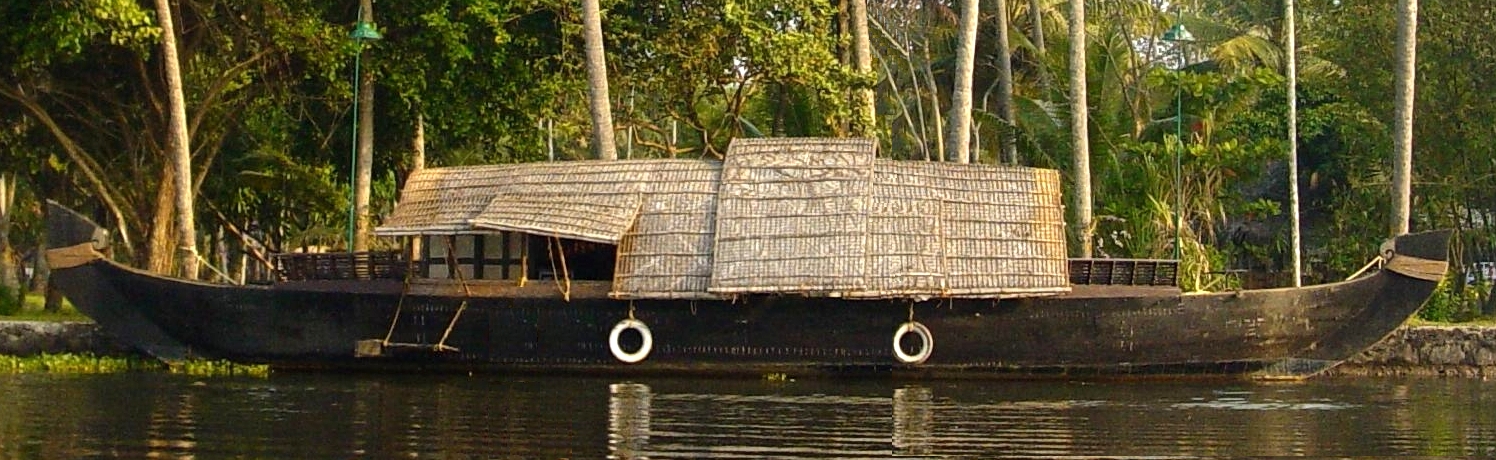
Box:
[2,0,157,71]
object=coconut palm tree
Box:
[583,0,618,160]
[946,0,979,163]
[353,0,375,252]
[0,174,14,289]
[1029,0,1050,93]
[1285,0,1302,286]
[154,0,199,278]
[1068,0,1091,257]
[993,0,1017,164]
[852,0,876,137]
[1391,0,1416,236]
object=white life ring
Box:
[892,321,933,365]
[609,319,654,364]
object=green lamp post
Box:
[348,13,381,252]
[1162,21,1193,261]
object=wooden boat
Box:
[45,138,1450,379]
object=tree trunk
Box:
[1068,0,1093,257]
[29,200,47,296]
[1484,287,1496,317]
[921,27,944,161]
[154,0,199,279]
[582,0,618,160]
[32,237,51,312]
[0,174,15,290]
[944,0,979,163]
[851,0,876,137]
[354,0,376,251]
[1029,0,1050,94]
[411,113,425,261]
[146,162,176,274]
[1286,0,1302,286]
[995,0,1018,164]
[43,280,63,313]
[413,113,426,171]
[1390,0,1417,236]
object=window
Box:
[422,233,526,281]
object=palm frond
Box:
[1210,33,1282,73]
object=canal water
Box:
[1,373,1493,458]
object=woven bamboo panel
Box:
[857,198,946,298]
[892,161,1069,297]
[611,161,722,299]
[845,161,1069,299]
[470,193,641,244]
[708,138,877,295]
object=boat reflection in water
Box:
[596,378,1496,458]
[603,381,1092,458]
[2,374,1494,458]
[608,383,652,459]
[892,386,933,456]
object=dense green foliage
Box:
[0,0,1492,317]
[0,353,269,376]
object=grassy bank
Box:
[0,294,88,322]
[1,353,270,377]
[1408,317,1496,328]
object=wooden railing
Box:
[1068,258,1179,287]
[273,251,406,281]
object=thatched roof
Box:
[469,192,641,244]
[706,138,1069,299]
[868,160,1068,298]
[377,165,516,236]
[380,160,674,237]
[375,159,722,299]
[709,138,877,295]
[378,137,1069,300]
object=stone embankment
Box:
[0,321,132,357]
[1330,326,1496,377]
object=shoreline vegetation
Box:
[0,353,269,377]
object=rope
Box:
[557,236,572,301]
[380,241,418,345]
[1343,255,1384,282]
[193,252,241,285]
[1384,253,1448,282]
[518,235,529,287]
[546,235,572,301]
[435,236,470,352]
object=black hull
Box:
[48,245,1448,380]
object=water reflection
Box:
[891,386,932,456]
[609,383,651,459]
[1,374,1494,458]
[145,391,199,458]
